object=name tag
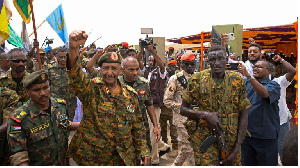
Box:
[30,122,50,133]
[103,102,113,107]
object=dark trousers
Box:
[241,136,278,166]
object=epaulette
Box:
[139,76,148,83]
[0,75,7,79]
[125,85,137,94]
[57,98,66,105]
[12,110,29,123]
[93,77,102,84]
[48,65,53,69]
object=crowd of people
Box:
[0,30,298,166]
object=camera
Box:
[140,38,153,48]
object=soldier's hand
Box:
[272,55,282,62]
[221,33,229,48]
[220,150,238,166]
[69,30,88,49]
[153,126,161,142]
[140,156,151,166]
[204,112,223,135]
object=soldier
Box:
[7,70,80,166]
[180,45,251,166]
[46,49,56,65]
[164,53,196,166]
[66,30,150,166]
[118,56,161,156]
[0,87,19,165]
[48,48,77,121]
[0,48,30,107]
[0,52,10,76]
[26,47,48,73]
[160,57,179,152]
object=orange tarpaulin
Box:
[293,21,298,125]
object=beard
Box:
[15,65,25,73]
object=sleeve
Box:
[163,75,180,110]
[87,67,100,79]
[26,56,34,73]
[265,81,281,104]
[67,58,95,106]
[131,95,150,157]
[280,75,292,88]
[7,115,29,165]
[2,89,19,119]
[182,75,199,104]
[237,77,251,111]
[144,84,153,106]
[158,67,167,79]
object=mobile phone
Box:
[229,63,239,70]
[227,33,235,41]
[115,44,123,48]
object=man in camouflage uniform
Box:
[7,70,80,166]
[118,56,161,154]
[48,48,77,121]
[164,53,196,166]
[26,48,48,73]
[46,48,56,65]
[160,57,178,151]
[0,48,30,107]
[0,87,19,165]
[180,45,251,166]
[66,30,150,166]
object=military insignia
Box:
[11,116,21,123]
[20,111,27,116]
[10,125,21,134]
[41,74,46,80]
[110,52,118,61]
[127,104,135,113]
[93,77,102,84]
[104,86,110,94]
[126,85,137,94]
[30,122,50,133]
[59,114,69,128]
[139,76,148,83]
[16,115,21,119]
[103,102,113,107]
[57,98,66,104]
[138,90,146,95]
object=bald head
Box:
[123,56,139,68]
[0,52,8,60]
[0,52,10,71]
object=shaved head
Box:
[123,56,139,68]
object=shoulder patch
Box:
[93,77,102,84]
[125,85,137,94]
[49,65,53,69]
[12,110,29,123]
[57,98,66,104]
[139,76,148,83]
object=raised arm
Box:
[146,43,165,74]
[273,55,296,82]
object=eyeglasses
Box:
[9,59,27,63]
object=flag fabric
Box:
[10,125,21,131]
[0,0,9,45]
[4,0,12,21]
[21,21,31,53]
[13,0,33,24]
[7,24,23,48]
[46,4,69,47]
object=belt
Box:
[200,117,238,125]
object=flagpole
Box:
[29,0,41,70]
[200,31,204,71]
[29,20,46,38]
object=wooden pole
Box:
[200,31,204,71]
[29,20,46,37]
[29,0,41,70]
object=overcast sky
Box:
[6,0,299,48]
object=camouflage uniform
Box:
[0,72,30,107]
[67,59,150,166]
[164,70,195,166]
[118,75,152,152]
[7,98,70,166]
[48,64,77,121]
[0,87,19,165]
[26,58,49,73]
[182,69,251,166]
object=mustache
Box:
[105,74,116,78]
[16,65,25,69]
[38,96,48,100]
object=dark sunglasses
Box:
[9,59,27,63]
[183,62,195,66]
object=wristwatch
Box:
[247,75,255,81]
[280,58,285,64]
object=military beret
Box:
[121,42,129,49]
[98,52,122,67]
[39,48,46,54]
[181,53,195,62]
[23,70,49,88]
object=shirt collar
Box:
[258,77,270,84]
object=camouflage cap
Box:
[39,48,46,54]
[86,49,95,57]
[23,70,49,88]
[97,52,122,67]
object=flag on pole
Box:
[13,0,33,24]
[4,0,12,21]
[7,24,23,48]
[46,4,69,47]
[21,21,31,53]
[0,0,9,44]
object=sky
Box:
[6,0,299,49]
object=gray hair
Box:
[123,56,139,68]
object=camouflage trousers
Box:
[173,126,195,166]
[160,106,178,150]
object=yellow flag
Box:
[0,2,9,45]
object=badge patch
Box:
[60,114,69,128]
[10,125,21,131]
[41,74,46,80]
[127,104,135,113]
[138,90,146,95]
[110,52,118,61]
